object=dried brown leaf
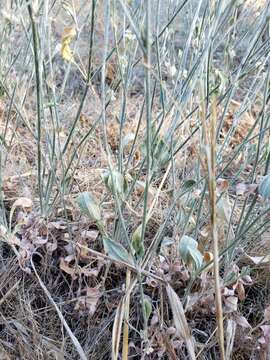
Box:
[234,314,251,329]
[217,178,229,192]
[75,287,100,315]
[258,325,270,350]
[244,254,270,265]
[224,296,238,313]
[264,305,270,322]
[81,230,99,241]
[60,258,77,279]
[13,197,33,209]
[235,281,246,301]
[166,284,196,360]
[235,183,257,196]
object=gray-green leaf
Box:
[76,192,101,222]
[103,238,134,265]
[143,296,152,323]
[101,170,128,198]
[259,174,270,200]
[182,180,196,191]
[179,235,203,271]
[131,224,144,258]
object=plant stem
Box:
[27,4,43,212]
[122,269,131,360]
[209,94,225,360]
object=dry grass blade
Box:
[30,258,87,360]
[112,296,125,360]
[0,280,20,306]
[166,284,196,360]
[225,319,236,359]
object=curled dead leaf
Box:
[48,221,67,230]
[235,183,257,196]
[8,234,21,246]
[166,284,196,360]
[203,251,214,262]
[224,296,238,313]
[202,251,214,273]
[60,258,77,279]
[12,197,33,211]
[75,287,101,315]
[0,224,7,237]
[244,253,270,265]
[234,314,251,329]
[235,281,245,301]
[81,230,99,241]
[46,240,57,253]
[258,325,270,352]
[217,178,229,192]
[264,305,270,322]
[223,287,235,297]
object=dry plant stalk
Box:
[201,92,225,359]
[122,269,131,360]
[112,297,125,360]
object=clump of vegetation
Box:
[0,0,270,359]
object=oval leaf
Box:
[102,170,128,198]
[143,296,152,323]
[179,235,203,271]
[131,224,144,258]
[103,238,133,265]
[76,192,101,222]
